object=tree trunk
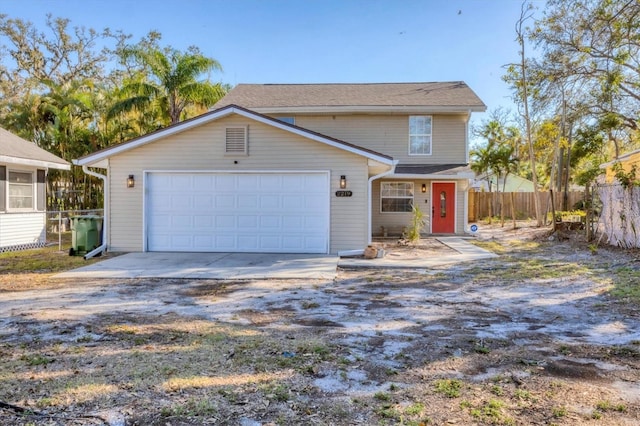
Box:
[517,3,543,227]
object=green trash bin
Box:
[69,215,103,256]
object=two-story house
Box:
[73,82,485,255]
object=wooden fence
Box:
[468,191,585,222]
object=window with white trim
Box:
[409,115,432,155]
[225,127,247,154]
[381,182,414,212]
[8,170,34,210]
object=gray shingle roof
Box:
[0,127,70,169]
[215,82,486,111]
[394,164,471,175]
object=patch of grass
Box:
[552,406,568,418]
[0,240,103,275]
[404,402,425,416]
[491,385,504,396]
[596,400,627,412]
[375,403,400,420]
[558,345,571,355]
[260,383,290,402]
[607,267,640,302]
[474,344,491,354]
[20,354,53,366]
[469,399,514,425]
[161,397,217,417]
[301,301,320,309]
[374,391,391,401]
[514,389,532,401]
[434,379,462,398]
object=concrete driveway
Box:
[55,252,339,280]
[54,238,497,280]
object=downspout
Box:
[367,161,399,244]
[81,165,108,259]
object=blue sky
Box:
[1,0,546,134]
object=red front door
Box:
[432,182,455,233]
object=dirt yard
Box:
[0,221,639,425]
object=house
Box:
[600,148,640,183]
[73,82,485,254]
[0,127,70,252]
[471,173,535,192]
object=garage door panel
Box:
[259,175,281,190]
[282,216,303,229]
[238,215,258,228]
[193,175,214,188]
[193,235,213,249]
[215,195,235,208]
[215,175,236,190]
[238,235,258,250]
[193,215,213,228]
[147,172,328,253]
[260,195,280,209]
[171,175,192,190]
[260,216,280,228]
[237,195,258,208]
[193,195,214,209]
[237,174,258,188]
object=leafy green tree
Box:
[471,117,520,225]
[531,0,640,155]
[110,44,225,125]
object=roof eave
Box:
[391,172,475,179]
[0,155,71,171]
[249,105,487,115]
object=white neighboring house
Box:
[471,174,535,193]
[0,127,70,252]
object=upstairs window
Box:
[278,117,295,125]
[409,115,432,155]
[9,171,34,210]
[381,182,414,212]
[225,127,247,154]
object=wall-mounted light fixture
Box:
[422,183,427,193]
[127,175,135,188]
[340,175,347,189]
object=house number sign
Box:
[335,191,353,197]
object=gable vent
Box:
[226,127,247,154]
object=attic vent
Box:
[226,127,247,154]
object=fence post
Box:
[58,213,62,252]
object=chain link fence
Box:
[46,209,104,252]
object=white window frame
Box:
[8,169,35,211]
[408,115,432,156]
[225,127,248,155]
[380,181,414,213]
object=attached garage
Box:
[145,171,330,253]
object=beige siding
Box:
[108,116,369,253]
[292,114,468,164]
[372,178,468,236]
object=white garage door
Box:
[145,172,329,253]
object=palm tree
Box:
[109,46,225,125]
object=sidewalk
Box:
[337,237,497,269]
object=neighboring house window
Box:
[8,170,34,210]
[409,115,432,155]
[225,127,247,154]
[381,182,414,212]
[278,117,295,125]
